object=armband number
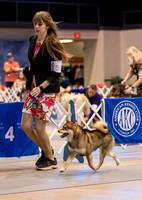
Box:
[51,61,62,73]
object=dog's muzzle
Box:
[58,130,69,138]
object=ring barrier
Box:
[49,101,69,155]
[0,102,39,157]
[50,86,108,157]
[0,99,70,157]
[70,86,142,149]
[0,86,142,158]
[97,85,113,98]
[63,100,84,163]
[102,97,142,149]
[0,87,22,102]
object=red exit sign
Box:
[74,32,81,38]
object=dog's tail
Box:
[94,121,110,134]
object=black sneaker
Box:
[35,148,54,167]
[36,157,58,170]
[35,150,45,167]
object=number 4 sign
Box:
[5,126,15,142]
[0,102,39,157]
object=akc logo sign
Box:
[112,100,141,137]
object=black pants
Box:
[5,82,14,88]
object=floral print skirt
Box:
[22,90,56,121]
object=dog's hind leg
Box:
[107,152,120,166]
[86,154,97,171]
[60,151,76,172]
[95,147,107,170]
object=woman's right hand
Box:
[30,87,41,97]
[121,80,126,85]
[64,89,71,93]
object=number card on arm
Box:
[0,102,39,157]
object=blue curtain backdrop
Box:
[104,97,142,144]
[0,40,29,85]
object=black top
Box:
[23,35,62,93]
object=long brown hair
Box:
[32,11,71,63]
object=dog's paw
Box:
[59,168,65,173]
[116,159,120,166]
[93,166,99,171]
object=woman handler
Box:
[21,11,70,170]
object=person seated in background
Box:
[13,71,26,90]
[13,71,26,101]
[64,84,102,124]
[3,52,22,88]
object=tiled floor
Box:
[0,144,142,200]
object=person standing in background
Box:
[74,65,84,86]
[69,65,78,86]
[3,52,21,88]
[121,46,142,96]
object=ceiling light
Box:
[60,39,73,43]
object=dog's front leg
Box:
[86,154,97,171]
[60,151,76,172]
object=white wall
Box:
[83,29,142,86]
[84,32,104,86]
[63,41,84,57]
[58,29,98,40]
[83,30,121,86]
[0,28,34,40]
[1,27,142,86]
[103,30,120,79]
[0,28,98,40]
[84,39,97,86]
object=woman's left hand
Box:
[124,87,132,94]
[83,117,89,122]
[30,87,41,97]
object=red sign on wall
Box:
[75,32,81,38]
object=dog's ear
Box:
[72,121,78,127]
[66,119,70,123]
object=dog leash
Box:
[30,91,60,130]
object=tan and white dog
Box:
[57,87,90,117]
[58,120,120,172]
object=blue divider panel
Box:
[0,102,39,157]
[104,97,142,144]
[63,100,84,163]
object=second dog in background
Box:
[57,87,90,118]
